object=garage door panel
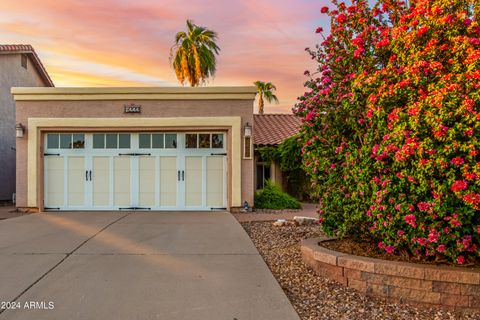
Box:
[93,157,110,207]
[114,157,131,207]
[160,157,177,207]
[206,157,225,207]
[67,157,85,207]
[45,157,64,207]
[185,157,203,207]
[139,157,156,207]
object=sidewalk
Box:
[0,205,32,220]
[233,202,318,222]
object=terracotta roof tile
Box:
[253,114,301,145]
[0,44,54,87]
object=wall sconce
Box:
[16,123,25,138]
[244,122,252,137]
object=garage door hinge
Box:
[210,153,227,156]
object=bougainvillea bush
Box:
[294,0,480,264]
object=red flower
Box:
[336,14,347,24]
[321,7,329,13]
[405,214,416,227]
[385,246,395,254]
[436,245,446,253]
[316,27,323,33]
[451,157,465,165]
[417,202,429,212]
[451,180,468,192]
[456,255,465,265]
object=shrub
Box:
[294,0,479,264]
[257,136,313,200]
[254,180,301,210]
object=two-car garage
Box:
[13,86,256,212]
[44,132,227,211]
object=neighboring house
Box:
[253,114,301,191]
[12,87,257,212]
[0,45,54,201]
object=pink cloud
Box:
[0,0,330,113]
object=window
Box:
[46,133,84,149]
[165,134,177,148]
[185,133,224,149]
[93,134,105,148]
[256,163,271,189]
[139,133,169,149]
[93,134,131,149]
[199,134,210,148]
[212,134,223,148]
[185,134,197,148]
[244,136,252,159]
[152,134,164,148]
[21,54,27,69]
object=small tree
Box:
[170,20,220,86]
[254,81,279,114]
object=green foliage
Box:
[254,180,302,210]
[257,136,312,200]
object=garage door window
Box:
[93,134,131,149]
[139,133,175,149]
[185,133,224,149]
[47,133,84,149]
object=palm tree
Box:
[254,81,279,114]
[170,20,220,86]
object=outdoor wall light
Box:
[16,123,25,138]
[244,122,252,137]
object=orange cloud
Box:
[0,0,329,113]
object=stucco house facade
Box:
[13,87,258,211]
[0,45,54,201]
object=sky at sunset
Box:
[0,0,331,113]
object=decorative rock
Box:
[293,216,319,225]
[273,219,288,226]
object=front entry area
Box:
[43,132,227,211]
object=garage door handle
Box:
[177,170,180,181]
[89,170,92,181]
[85,170,88,181]
[182,170,184,181]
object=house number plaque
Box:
[124,104,141,113]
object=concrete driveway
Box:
[0,212,299,320]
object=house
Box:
[12,86,258,211]
[0,45,54,201]
[253,114,301,192]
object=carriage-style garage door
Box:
[43,132,227,211]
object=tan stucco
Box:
[14,93,255,210]
[12,86,257,101]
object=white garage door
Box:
[44,132,227,211]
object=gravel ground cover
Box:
[241,221,480,320]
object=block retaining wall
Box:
[301,237,480,311]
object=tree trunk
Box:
[258,94,264,114]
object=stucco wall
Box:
[15,98,254,209]
[0,54,47,200]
